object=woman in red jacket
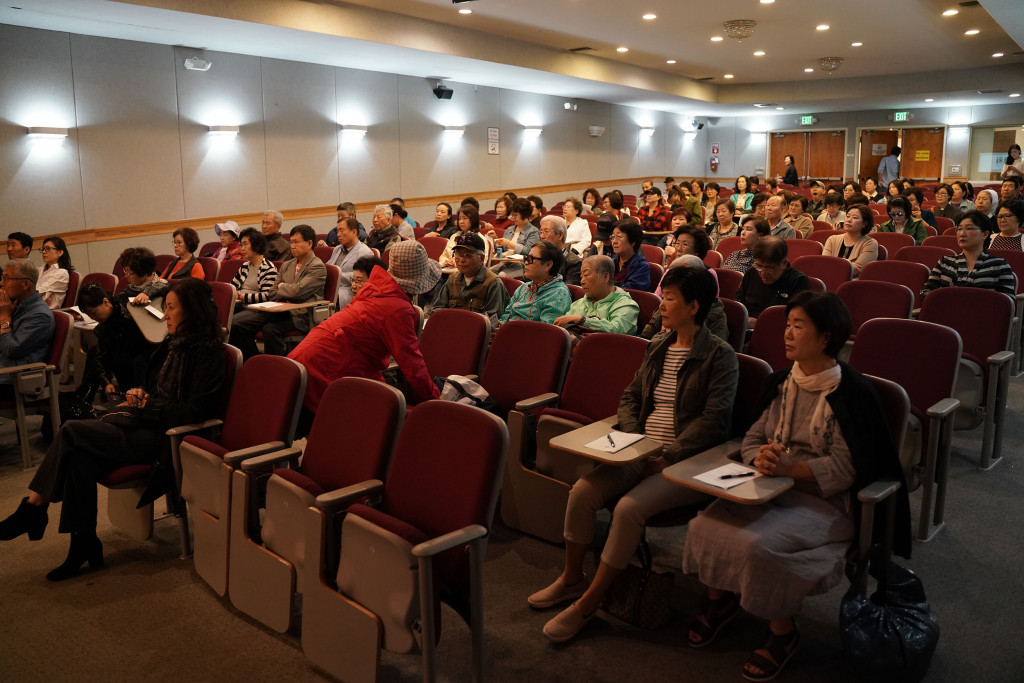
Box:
[288,240,441,412]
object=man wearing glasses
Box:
[735,237,810,325]
[426,232,508,327]
[0,260,55,399]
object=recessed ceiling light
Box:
[776,107,784,111]
[760,0,775,4]
[616,46,629,52]
[964,29,980,35]
[925,98,934,102]
[942,9,958,16]
[851,42,863,47]
[993,53,1004,58]
[642,13,657,20]
[1011,93,1021,98]
[458,8,471,14]
[816,24,830,31]
[724,74,734,79]
[711,36,724,42]
[666,59,676,64]
[754,51,765,56]
[804,68,814,72]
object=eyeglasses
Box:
[752,262,783,273]
[523,254,548,265]
[996,214,1016,221]
[955,226,982,233]
[0,275,30,281]
[39,246,56,253]
[889,211,905,218]
[172,240,185,246]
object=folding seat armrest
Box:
[238,446,302,471]
[412,524,488,558]
[0,362,49,376]
[514,392,559,412]
[223,441,288,465]
[857,479,902,505]
[166,418,224,438]
[926,397,959,420]
[688,438,745,462]
[987,350,1014,367]
[314,479,384,510]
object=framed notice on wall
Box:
[488,127,500,155]
[872,143,887,156]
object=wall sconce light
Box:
[208,125,239,137]
[640,127,656,137]
[443,125,466,137]
[340,124,368,138]
[523,126,543,137]
[589,126,605,137]
[184,57,212,72]
[26,127,69,139]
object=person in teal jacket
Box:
[554,255,639,336]
[499,241,572,325]
[876,196,928,245]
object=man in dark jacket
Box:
[735,236,810,322]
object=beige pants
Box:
[563,460,707,570]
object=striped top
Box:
[921,251,1015,298]
[644,346,690,446]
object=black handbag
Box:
[601,538,675,630]
[839,544,940,683]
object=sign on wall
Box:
[711,142,720,154]
[915,150,930,161]
[872,144,887,156]
[487,127,500,155]
[949,164,962,175]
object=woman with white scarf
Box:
[682,291,910,682]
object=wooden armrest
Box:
[223,441,287,465]
[926,397,959,420]
[166,418,223,438]
[412,524,488,557]
[0,362,49,376]
[514,392,559,412]
[240,446,302,471]
[314,480,384,509]
[857,479,902,505]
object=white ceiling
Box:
[1,0,1023,117]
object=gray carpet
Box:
[1,376,1022,682]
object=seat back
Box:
[380,401,508,587]
[48,311,74,373]
[112,256,125,278]
[849,318,961,418]
[702,250,722,268]
[413,226,428,240]
[559,333,648,420]
[302,378,405,491]
[323,264,340,303]
[872,232,915,256]
[835,280,914,335]
[785,239,823,259]
[640,244,664,267]
[197,256,219,282]
[922,235,962,253]
[479,321,571,416]
[61,271,81,309]
[208,281,236,335]
[712,267,744,300]
[733,353,772,436]
[934,216,954,232]
[811,220,835,232]
[417,236,449,261]
[747,305,790,371]
[807,229,842,245]
[894,245,955,270]
[719,297,748,352]
[648,263,664,293]
[314,246,335,263]
[199,241,221,258]
[625,288,661,336]
[500,276,521,299]
[865,374,911,466]
[919,287,1014,377]
[155,254,176,276]
[567,284,584,301]
[989,249,1024,295]
[420,309,490,378]
[215,259,243,284]
[792,255,853,292]
[806,276,826,293]
[77,272,118,304]
[860,260,931,308]
[220,356,306,451]
[715,236,743,260]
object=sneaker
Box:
[528,574,589,609]
[543,602,596,643]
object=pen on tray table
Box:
[606,434,616,448]
[720,472,755,480]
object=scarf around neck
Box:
[772,362,842,456]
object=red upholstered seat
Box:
[625,288,661,336]
[272,468,326,497]
[894,245,954,270]
[479,321,571,416]
[99,464,153,488]
[785,238,823,259]
[712,267,743,300]
[748,305,790,371]
[836,280,914,336]
[77,273,117,304]
[716,236,743,260]
[539,407,592,424]
[922,234,962,253]
[792,255,853,292]
[420,308,489,378]
[183,435,228,458]
[860,260,931,308]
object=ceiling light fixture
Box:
[183,57,211,72]
[754,51,765,56]
[340,124,367,138]
[760,0,775,4]
[616,46,629,52]
[942,9,958,16]
[964,29,979,35]
[1011,93,1021,98]
[458,8,471,14]
[851,42,863,47]
[816,24,830,31]
[993,53,1004,58]
[710,36,724,42]
[666,59,676,64]
[804,68,814,73]
[924,98,934,103]
[642,13,657,20]
[722,20,757,41]
[724,73,735,79]
[443,125,466,137]
[640,127,655,137]
[208,125,239,137]
[26,126,69,139]
[776,107,784,111]
[817,56,844,74]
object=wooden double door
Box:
[769,130,846,183]
[858,128,944,183]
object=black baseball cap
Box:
[453,232,486,254]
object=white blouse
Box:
[37,266,69,309]
[566,217,592,255]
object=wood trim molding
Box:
[18,177,651,248]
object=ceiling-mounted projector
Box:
[433,85,454,100]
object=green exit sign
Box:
[800,115,814,125]
[893,111,909,122]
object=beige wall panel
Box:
[499,90,547,190]
[71,34,184,228]
[261,58,339,210]
[636,110,666,181]
[175,48,268,220]
[542,95,580,187]
[0,26,85,236]
[396,75,458,199]
[576,100,611,183]
[447,84,501,196]
[336,67,401,203]
[608,105,640,180]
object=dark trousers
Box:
[228,310,295,360]
[28,420,157,534]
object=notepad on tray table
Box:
[584,430,645,453]
[694,463,762,490]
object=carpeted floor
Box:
[1,375,1022,682]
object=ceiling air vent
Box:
[958,1,980,7]
[566,46,594,53]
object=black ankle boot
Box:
[0,497,49,541]
[46,532,104,582]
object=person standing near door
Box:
[877,146,901,188]
[781,155,799,186]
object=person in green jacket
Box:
[876,196,927,245]
[554,255,639,338]
[498,240,572,325]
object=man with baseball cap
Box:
[427,232,508,325]
[807,181,827,218]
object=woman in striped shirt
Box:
[231,227,280,308]
[921,210,1015,299]
[531,266,739,644]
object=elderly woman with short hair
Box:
[119,247,167,305]
[723,216,770,275]
[562,197,592,255]
[160,227,205,280]
[610,219,651,291]
[554,255,638,336]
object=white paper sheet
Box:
[248,301,287,310]
[69,306,97,327]
[145,305,165,320]
[583,430,645,453]
[693,463,762,490]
